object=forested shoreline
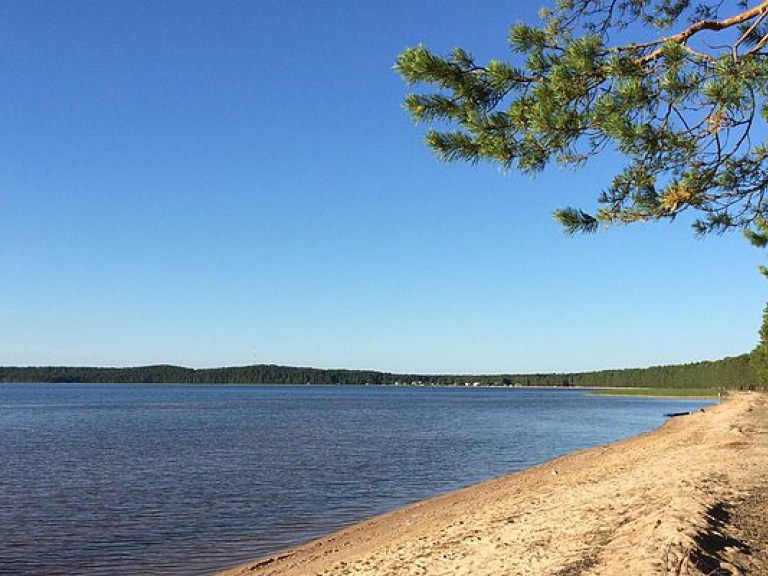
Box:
[0,354,757,389]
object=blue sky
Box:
[1,1,765,373]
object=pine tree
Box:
[750,303,768,387]
[396,1,768,238]
[744,216,768,277]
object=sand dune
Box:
[219,392,768,576]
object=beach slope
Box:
[220,392,768,576]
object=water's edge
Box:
[0,385,713,575]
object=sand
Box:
[218,392,768,576]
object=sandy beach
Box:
[219,392,768,576]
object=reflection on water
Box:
[0,384,712,575]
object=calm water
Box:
[0,385,713,575]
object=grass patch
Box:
[589,387,721,398]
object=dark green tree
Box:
[744,215,768,276]
[750,303,768,386]
[395,0,768,237]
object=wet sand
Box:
[219,392,768,576]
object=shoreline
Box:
[218,392,767,576]
[587,391,720,399]
[0,382,723,400]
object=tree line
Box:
[0,354,758,389]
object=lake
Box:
[0,384,713,575]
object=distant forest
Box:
[0,354,759,389]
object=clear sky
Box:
[1,1,765,374]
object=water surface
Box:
[0,384,712,575]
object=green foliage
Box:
[504,354,757,389]
[395,0,768,236]
[0,353,758,389]
[750,303,768,385]
[744,216,768,276]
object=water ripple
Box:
[0,384,712,575]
